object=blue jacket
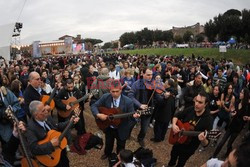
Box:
[91,93,135,140]
[0,88,21,142]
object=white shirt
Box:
[109,70,120,79]
[112,96,121,108]
[36,120,51,131]
[206,158,224,167]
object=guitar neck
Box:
[58,121,74,142]
[110,112,134,119]
[71,94,89,106]
[181,131,201,137]
[46,88,57,104]
[15,120,34,167]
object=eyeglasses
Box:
[34,78,41,81]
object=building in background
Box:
[171,22,204,37]
[20,34,87,57]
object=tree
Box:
[195,34,205,43]
[112,42,118,49]
[224,9,241,17]
[101,42,112,49]
[140,27,153,45]
[204,9,243,42]
[162,30,173,43]
[119,32,136,46]
[83,38,103,45]
[204,19,217,42]
[153,29,163,42]
[134,28,153,46]
[242,9,250,44]
[174,35,184,44]
[183,31,193,43]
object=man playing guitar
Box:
[25,100,79,167]
[91,80,140,160]
[165,91,213,167]
[54,78,86,135]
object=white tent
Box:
[0,23,15,61]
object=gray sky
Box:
[0,0,249,44]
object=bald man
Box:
[23,71,48,118]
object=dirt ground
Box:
[67,104,245,167]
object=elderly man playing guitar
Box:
[25,100,79,167]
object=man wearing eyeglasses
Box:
[23,71,48,118]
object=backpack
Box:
[70,133,103,155]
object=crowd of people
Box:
[0,52,249,167]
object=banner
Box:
[64,37,73,54]
[219,46,227,53]
[32,41,41,58]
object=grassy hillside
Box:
[116,48,250,65]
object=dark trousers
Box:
[212,130,239,157]
[104,127,126,156]
[56,149,69,167]
[153,121,168,141]
[58,110,86,145]
[58,110,86,135]
[168,145,194,167]
[138,115,151,141]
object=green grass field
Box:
[116,48,250,65]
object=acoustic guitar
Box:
[35,107,81,167]
[5,106,38,167]
[96,106,153,131]
[40,86,58,110]
[168,120,221,145]
[57,90,98,118]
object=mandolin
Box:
[35,107,81,166]
[5,106,38,167]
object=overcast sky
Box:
[0,0,249,44]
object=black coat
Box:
[25,116,68,155]
[91,93,136,140]
[54,87,84,111]
[23,85,46,117]
[155,95,175,123]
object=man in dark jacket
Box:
[54,78,86,135]
[23,71,48,118]
[184,72,205,108]
[25,100,79,167]
[91,80,139,160]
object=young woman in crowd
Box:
[212,88,249,158]
[217,83,235,130]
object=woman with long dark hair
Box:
[212,88,250,158]
[10,79,26,122]
[216,83,235,129]
[210,85,222,124]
